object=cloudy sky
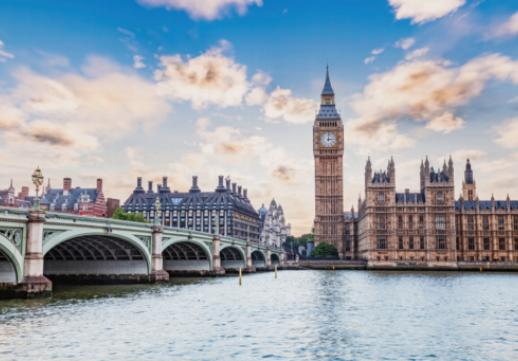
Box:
[0,0,517,235]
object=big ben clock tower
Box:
[313,66,344,257]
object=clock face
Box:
[320,132,337,147]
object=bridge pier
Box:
[266,249,272,269]
[18,210,52,298]
[211,235,225,275]
[245,243,254,272]
[149,225,169,282]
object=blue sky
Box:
[1,0,518,235]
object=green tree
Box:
[111,208,146,223]
[311,242,338,259]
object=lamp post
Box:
[31,166,44,210]
[154,196,162,226]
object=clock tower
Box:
[313,67,344,257]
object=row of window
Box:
[463,215,518,232]
[462,237,518,251]
[377,236,447,250]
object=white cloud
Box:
[493,12,518,38]
[0,56,171,154]
[426,112,464,133]
[133,55,146,69]
[156,40,315,123]
[262,87,317,124]
[364,56,376,65]
[137,0,262,20]
[364,48,385,64]
[349,53,518,148]
[395,37,416,50]
[495,118,518,149]
[388,0,466,24]
[405,47,429,61]
[155,41,249,108]
[0,40,14,62]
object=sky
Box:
[1,0,518,236]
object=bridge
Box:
[0,207,285,297]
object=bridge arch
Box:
[43,231,151,278]
[220,245,246,271]
[271,253,280,266]
[251,250,266,268]
[162,238,212,273]
[0,234,23,284]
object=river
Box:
[0,270,517,361]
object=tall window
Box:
[398,215,403,229]
[377,192,385,204]
[377,236,387,250]
[514,216,518,231]
[420,237,426,250]
[483,216,490,231]
[409,236,414,250]
[499,238,506,251]
[408,215,414,230]
[514,238,518,251]
[398,237,404,250]
[437,235,447,250]
[468,237,475,251]
[436,191,445,204]
[483,238,490,251]
[435,215,446,231]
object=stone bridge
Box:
[0,207,285,297]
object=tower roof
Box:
[321,65,334,96]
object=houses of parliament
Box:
[313,69,518,267]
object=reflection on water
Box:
[1,271,517,361]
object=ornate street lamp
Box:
[31,166,44,210]
[154,196,162,226]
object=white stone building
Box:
[258,199,291,248]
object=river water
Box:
[0,270,517,361]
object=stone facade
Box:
[456,160,518,263]
[355,157,457,266]
[123,175,260,242]
[258,199,291,248]
[341,158,518,266]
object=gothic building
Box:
[341,158,518,265]
[258,199,291,248]
[456,160,518,263]
[311,67,518,266]
[123,176,260,242]
[355,157,457,265]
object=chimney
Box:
[96,178,103,193]
[19,186,29,199]
[238,185,242,197]
[216,175,225,192]
[243,188,248,199]
[190,176,200,193]
[225,177,231,190]
[162,176,168,188]
[232,182,237,194]
[137,177,142,188]
[148,181,153,192]
[63,177,72,191]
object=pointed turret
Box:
[462,158,476,201]
[321,65,334,97]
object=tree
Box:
[111,208,146,223]
[311,242,338,259]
